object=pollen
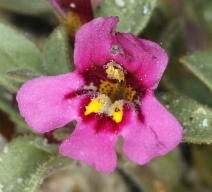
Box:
[110,101,123,123]
[106,64,125,81]
[84,95,111,115]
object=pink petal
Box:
[74,16,119,71]
[121,93,182,164]
[74,17,168,89]
[59,119,118,174]
[116,35,168,89]
[16,72,84,133]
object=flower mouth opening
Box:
[83,61,142,123]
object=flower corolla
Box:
[17,17,183,174]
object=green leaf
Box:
[0,136,72,192]
[0,51,22,92]
[31,137,58,154]
[0,23,45,72]
[162,76,212,107]
[94,0,157,35]
[158,19,182,55]
[157,93,212,144]
[0,23,45,92]
[22,156,71,192]
[0,86,31,130]
[6,68,41,82]
[180,51,212,92]
[43,26,73,75]
[159,21,212,107]
[0,0,51,15]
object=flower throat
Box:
[84,61,136,123]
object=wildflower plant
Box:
[0,0,212,191]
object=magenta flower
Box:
[47,0,94,44]
[17,17,183,174]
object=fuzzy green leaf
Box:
[180,51,212,92]
[43,26,73,75]
[158,19,182,55]
[94,0,157,35]
[6,68,41,82]
[22,156,71,192]
[0,0,51,15]
[0,136,71,192]
[157,93,212,144]
[0,51,22,92]
[0,24,44,72]
[0,23,45,92]
[163,76,212,107]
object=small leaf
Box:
[22,156,71,192]
[0,52,22,92]
[163,76,212,107]
[31,137,58,154]
[94,0,157,35]
[157,93,212,144]
[0,136,72,192]
[43,26,73,75]
[7,68,41,82]
[0,0,51,15]
[0,23,46,92]
[158,19,182,54]
[0,23,45,73]
[180,51,212,92]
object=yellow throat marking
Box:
[124,87,136,102]
[110,101,123,123]
[84,95,123,123]
[99,81,117,101]
[84,95,111,116]
[84,62,136,123]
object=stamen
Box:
[105,62,125,81]
[84,62,138,123]
[84,95,111,115]
[109,101,123,123]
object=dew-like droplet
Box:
[70,3,76,8]
[115,0,125,7]
[202,119,208,127]
[143,3,151,14]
